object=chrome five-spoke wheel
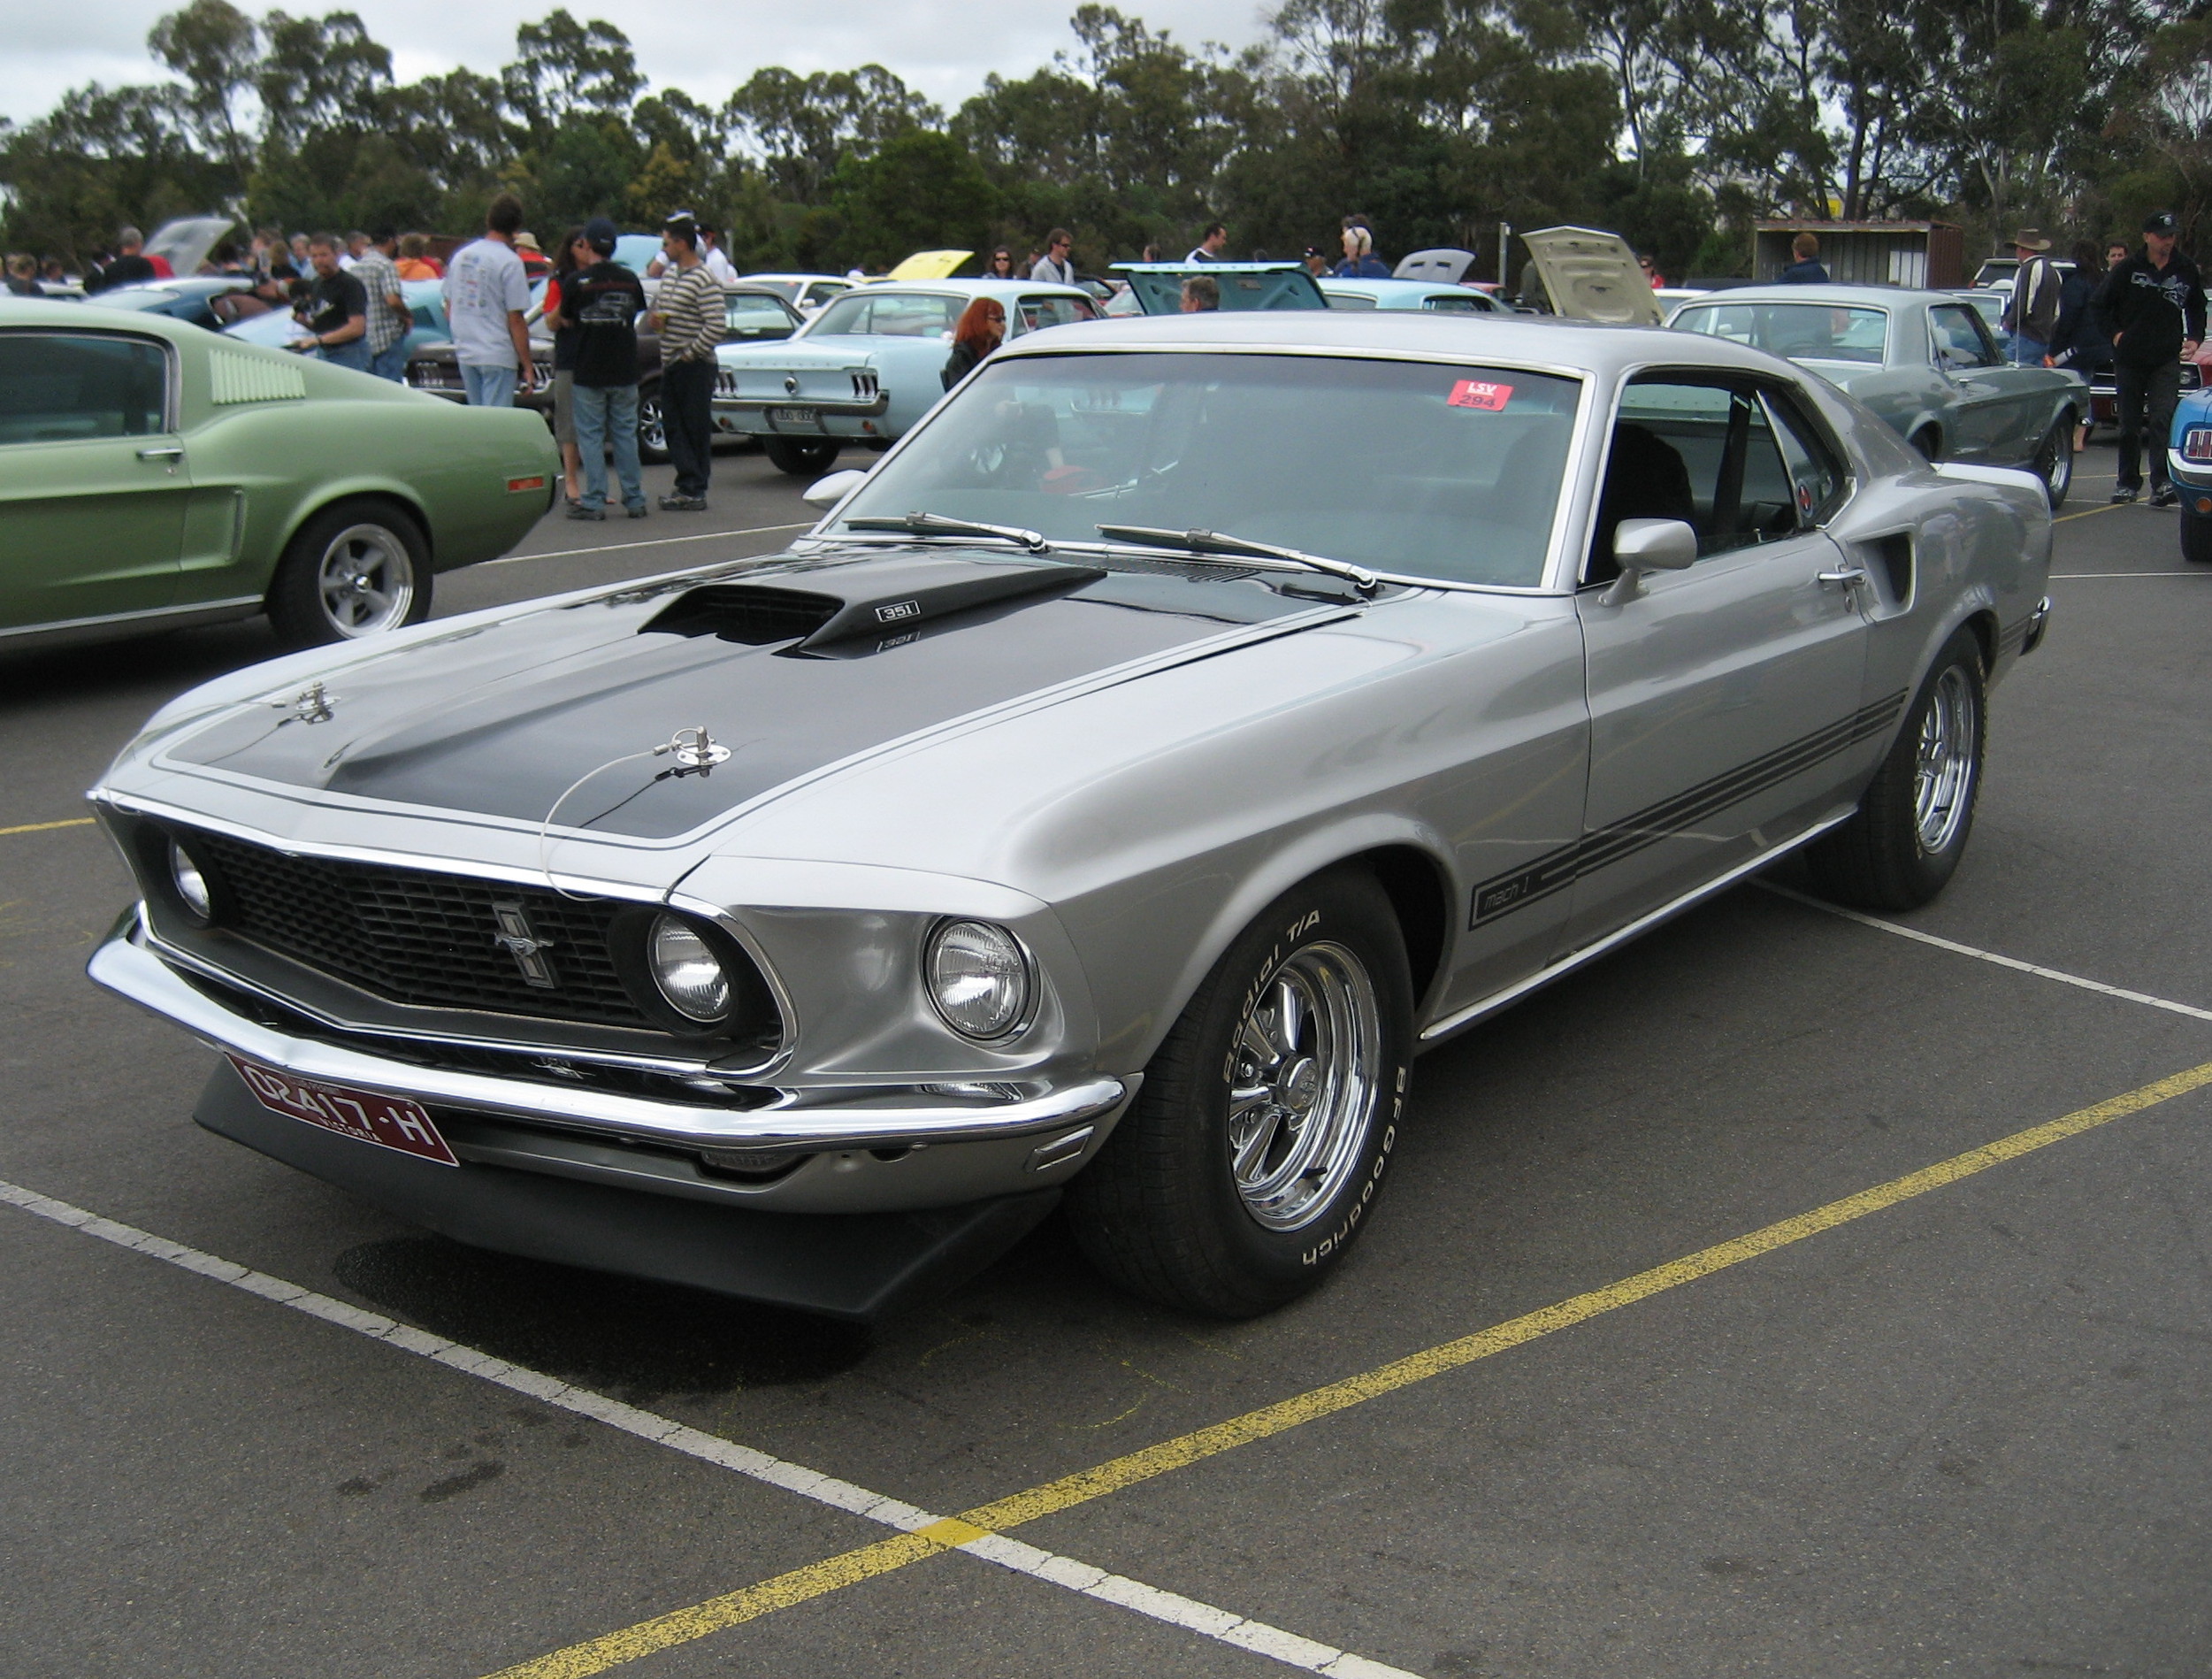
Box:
[316,523,416,637]
[1228,943,1383,1230]
[1913,663,1979,855]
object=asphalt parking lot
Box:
[4,444,2209,1679]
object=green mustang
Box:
[1,300,557,651]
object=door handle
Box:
[1817,566,1869,587]
[136,445,185,462]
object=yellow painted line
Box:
[2055,500,2135,523]
[0,817,94,837]
[486,1056,2212,1678]
[479,1526,968,1679]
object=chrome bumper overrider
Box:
[90,910,1129,1153]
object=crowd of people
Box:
[24,191,2210,519]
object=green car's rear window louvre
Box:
[210,349,307,406]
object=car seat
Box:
[1588,422,1696,584]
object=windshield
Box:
[830,351,1582,587]
[807,290,961,339]
[1675,302,1889,364]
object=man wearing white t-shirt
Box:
[442,193,536,407]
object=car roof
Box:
[1320,278,1480,300]
[1669,285,1956,310]
[821,279,1091,302]
[992,308,1795,381]
[743,272,849,284]
[0,296,203,337]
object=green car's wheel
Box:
[267,501,432,649]
[1068,866,1414,1318]
[636,383,669,464]
[763,436,840,477]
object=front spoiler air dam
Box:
[89,908,1130,1153]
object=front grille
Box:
[187,830,651,1026]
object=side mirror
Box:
[1599,518,1698,606]
[802,467,870,511]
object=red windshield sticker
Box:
[1447,379,1513,410]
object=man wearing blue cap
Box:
[2093,211,2206,506]
[554,217,650,520]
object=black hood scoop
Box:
[644,555,1107,653]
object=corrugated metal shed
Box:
[1755,221,1965,289]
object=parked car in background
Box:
[1114,263,1328,314]
[1671,286,2085,506]
[409,284,804,464]
[0,298,554,651]
[741,272,854,314]
[223,278,452,357]
[1317,277,1503,313]
[81,278,259,332]
[712,278,1098,474]
[86,310,2051,1322]
[2166,388,2212,562]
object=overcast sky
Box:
[0,0,1276,126]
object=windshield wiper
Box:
[845,511,1050,554]
[1094,525,1379,595]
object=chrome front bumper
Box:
[89,908,1130,1154]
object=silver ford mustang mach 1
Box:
[88,313,2054,1321]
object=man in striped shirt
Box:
[647,213,723,510]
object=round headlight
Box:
[926,920,1030,1040]
[647,913,731,1023]
[169,840,214,923]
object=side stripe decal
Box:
[1468,691,1906,926]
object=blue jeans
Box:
[571,382,644,512]
[318,338,371,372]
[2009,334,2047,366]
[462,363,519,407]
[368,339,409,382]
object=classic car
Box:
[2166,389,2212,562]
[408,284,805,464]
[1318,277,1504,314]
[1113,262,1329,314]
[1,298,555,651]
[81,277,260,332]
[739,272,854,314]
[711,278,1098,475]
[223,277,452,356]
[1671,287,2086,506]
[87,310,2052,1322]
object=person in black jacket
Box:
[2092,210,2207,504]
[2048,240,2110,451]
[942,296,1005,389]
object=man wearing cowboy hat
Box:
[2000,230,2063,367]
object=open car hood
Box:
[884,250,972,281]
[145,216,236,280]
[1519,226,1663,326]
[1110,264,1328,315]
[1395,249,1477,283]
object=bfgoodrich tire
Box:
[762,436,840,477]
[265,501,432,649]
[1068,867,1414,1317]
[1807,627,1986,910]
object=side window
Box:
[1322,289,1379,310]
[1588,378,1802,581]
[1422,293,1488,313]
[0,333,169,445]
[1015,294,1099,333]
[1930,305,1999,370]
[1762,388,1849,522]
[867,294,961,337]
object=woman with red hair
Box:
[942,296,1006,390]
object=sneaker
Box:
[2151,485,2179,508]
[2110,486,2139,503]
[658,494,708,511]
[626,503,650,518]
[565,503,605,521]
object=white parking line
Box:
[485,521,812,565]
[2047,571,2212,579]
[0,1177,1416,1679]
[1759,882,2212,1024]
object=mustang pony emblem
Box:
[490,901,559,987]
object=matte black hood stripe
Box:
[1469,691,1906,925]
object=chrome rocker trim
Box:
[91,909,1130,1153]
[712,394,891,418]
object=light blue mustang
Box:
[711,278,1098,475]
